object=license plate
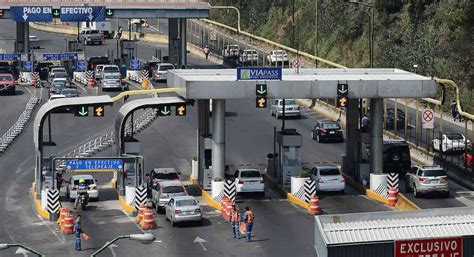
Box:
[330,131,335,134]
[183,211,193,215]
[431,179,439,184]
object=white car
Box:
[234,169,265,194]
[66,175,99,201]
[238,49,258,64]
[310,164,345,192]
[154,63,175,81]
[267,50,288,64]
[94,64,105,80]
[270,99,301,119]
[101,65,120,78]
[432,133,470,153]
[165,196,202,226]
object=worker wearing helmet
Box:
[74,178,89,209]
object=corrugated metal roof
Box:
[316,207,474,245]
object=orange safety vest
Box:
[231,210,239,222]
[245,211,254,223]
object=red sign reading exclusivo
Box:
[395,237,462,257]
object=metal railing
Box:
[0,90,41,154]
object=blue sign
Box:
[0,54,21,61]
[43,53,78,61]
[60,6,106,22]
[130,59,140,70]
[237,67,282,81]
[10,6,53,23]
[65,159,124,172]
[22,61,33,72]
[76,61,87,72]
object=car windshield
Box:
[284,100,296,105]
[241,170,261,178]
[322,123,340,129]
[422,169,446,177]
[55,73,68,78]
[163,186,185,194]
[319,168,340,176]
[175,199,197,207]
[52,68,66,73]
[73,179,94,185]
[105,75,119,80]
[153,172,179,180]
[52,83,65,89]
[0,75,12,81]
[103,67,119,72]
[62,89,76,94]
[159,65,174,71]
[446,134,463,140]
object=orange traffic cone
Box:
[308,195,320,215]
[87,76,95,88]
[62,214,74,235]
[31,76,37,88]
[58,208,70,227]
[221,196,229,220]
[140,207,157,230]
[136,204,145,223]
[388,187,398,207]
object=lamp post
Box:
[0,243,44,257]
[345,0,374,68]
[210,6,241,33]
[315,0,319,67]
[91,233,155,257]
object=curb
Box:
[31,182,50,220]
[395,193,420,210]
[189,179,221,211]
[262,173,309,210]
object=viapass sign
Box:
[237,67,282,80]
[395,237,462,257]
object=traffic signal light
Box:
[158,105,172,116]
[337,97,348,108]
[94,105,105,117]
[176,104,186,116]
[256,97,267,108]
[75,106,89,117]
[256,84,267,97]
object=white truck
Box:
[81,21,113,39]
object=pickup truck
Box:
[222,44,240,59]
[79,29,104,45]
[0,73,16,95]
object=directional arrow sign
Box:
[337,96,348,108]
[10,6,53,23]
[337,83,349,97]
[256,84,267,97]
[176,104,186,116]
[52,9,60,18]
[256,97,267,108]
[75,106,89,117]
[94,105,104,117]
[159,105,171,116]
[15,247,30,256]
[193,236,208,252]
[106,9,114,17]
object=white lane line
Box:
[24,87,32,95]
[121,210,146,233]
[36,214,65,242]
[72,81,88,93]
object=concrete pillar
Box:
[16,22,26,53]
[369,98,384,174]
[168,18,179,66]
[197,99,210,184]
[211,99,225,179]
[24,23,30,55]
[179,18,187,68]
[345,99,359,176]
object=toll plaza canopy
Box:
[0,0,210,19]
[167,68,437,99]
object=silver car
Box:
[164,196,202,226]
[151,180,187,212]
[154,63,175,81]
[271,99,301,119]
[99,73,122,90]
[405,165,449,198]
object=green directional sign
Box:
[106,9,114,17]
[158,105,172,116]
[256,83,267,97]
[52,9,60,18]
[75,106,89,117]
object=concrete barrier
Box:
[395,193,420,211]
[31,183,49,220]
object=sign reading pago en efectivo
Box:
[237,67,282,81]
[10,6,53,23]
[60,6,106,22]
[395,237,462,257]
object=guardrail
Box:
[63,108,158,158]
[0,90,41,154]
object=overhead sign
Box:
[395,237,462,257]
[75,106,89,117]
[43,52,78,61]
[422,108,434,129]
[158,105,172,116]
[256,97,267,108]
[256,84,267,97]
[0,53,21,61]
[65,159,124,172]
[237,67,282,81]
[60,6,106,22]
[130,59,140,70]
[10,6,53,22]
[176,104,186,116]
[76,60,87,72]
[22,61,33,72]
[337,83,349,97]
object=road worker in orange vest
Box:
[229,204,240,239]
[242,206,254,242]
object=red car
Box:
[0,73,16,95]
[464,152,473,168]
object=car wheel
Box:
[413,184,419,198]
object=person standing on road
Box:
[74,215,83,251]
[229,204,240,239]
[203,45,210,60]
[242,206,254,242]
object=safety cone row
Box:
[87,76,95,88]
[308,195,320,215]
[388,187,398,207]
[57,208,70,227]
[62,214,75,235]
[136,204,145,223]
[140,207,157,230]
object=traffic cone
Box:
[221,196,229,220]
[87,76,95,88]
[388,187,398,207]
[308,195,320,215]
[62,214,74,235]
[31,76,37,88]
[136,203,145,223]
[140,207,157,230]
[58,208,70,227]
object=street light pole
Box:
[346,0,374,68]
[0,243,44,257]
[91,234,155,257]
[315,0,318,67]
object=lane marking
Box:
[72,81,88,93]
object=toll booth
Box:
[119,39,138,67]
[277,129,303,189]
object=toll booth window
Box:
[152,172,179,180]
[281,146,300,166]
[73,179,94,185]
[0,75,13,81]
